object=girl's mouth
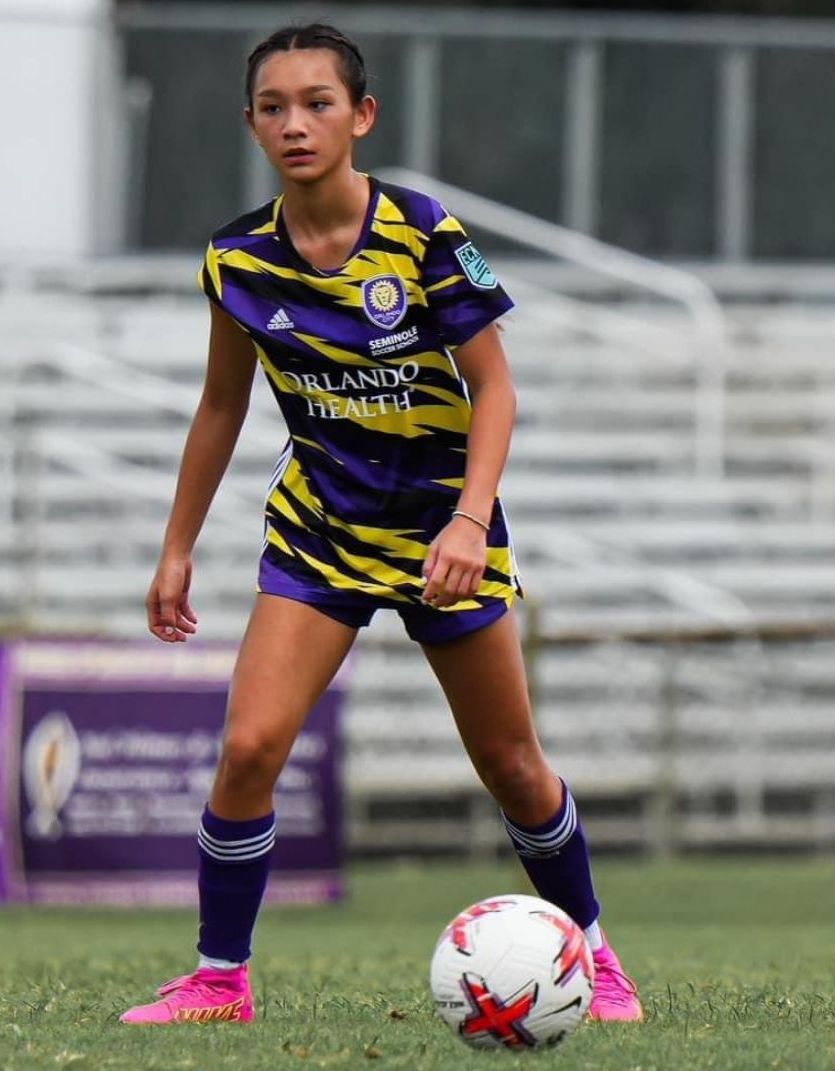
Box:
[283,148,316,164]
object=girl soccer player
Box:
[120,23,641,1025]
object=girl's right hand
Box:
[146,556,199,643]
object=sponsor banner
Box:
[0,643,15,902]
[25,873,343,907]
[1,640,346,905]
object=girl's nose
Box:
[282,105,308,138]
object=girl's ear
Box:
[353,95,377,140]
[244,107,261,145]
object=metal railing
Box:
[7,341,832,856]
[349,616,835,857]
[3,334,744,632]
[7,428,256,633]
[379,169,728,480]
[5,340,280,453]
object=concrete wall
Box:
[0,0,122,260]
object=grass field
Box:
[1,857,834,1070]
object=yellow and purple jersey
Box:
[199,177,521,613]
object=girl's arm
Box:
[146,303,258,642]
[422,323,516,608]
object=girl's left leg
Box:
[420,607,642,1022]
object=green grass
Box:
[1,858,834,1070]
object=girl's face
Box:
[246,48,376,185]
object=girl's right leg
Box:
[121,594,357,1025]
[211,593,358,820]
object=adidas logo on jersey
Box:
[267,307,294,330]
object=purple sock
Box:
[502,780,600,930]
[196,806,275,963]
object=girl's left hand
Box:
[421,516,487,608]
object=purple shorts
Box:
[257,557,511,645]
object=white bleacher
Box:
[2,279,835,852]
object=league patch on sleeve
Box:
[454,241,498,290]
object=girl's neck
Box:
[280,167,369,241]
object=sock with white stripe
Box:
[198,955,243,971]
[197,806,276,963]
[502,779,600,930]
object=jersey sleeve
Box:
[197,240,223,307]
[421,213,514,349]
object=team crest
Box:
[362,275,407,330]
[454,241,498,289]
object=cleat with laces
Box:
[588,937,643,1022]
[120,965,254,1024]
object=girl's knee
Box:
[474,742,553,809]
[216,730,284,793]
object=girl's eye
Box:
[310,100,330,111]
[263,104,281,115]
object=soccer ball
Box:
[430,894,593,1050]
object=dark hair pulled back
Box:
[245,23,367,108]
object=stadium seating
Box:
[2,274,835,853]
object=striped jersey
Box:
[199,176,521,610]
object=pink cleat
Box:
[120,965,254,1025]
[588,937,643,1022]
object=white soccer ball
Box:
[430,894,594,1050]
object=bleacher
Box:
[2,276,835,854]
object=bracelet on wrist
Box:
[451,509,490,532]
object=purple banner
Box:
[1,640,346,905]
[0,643,14,902]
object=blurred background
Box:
[2,0,835,882]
